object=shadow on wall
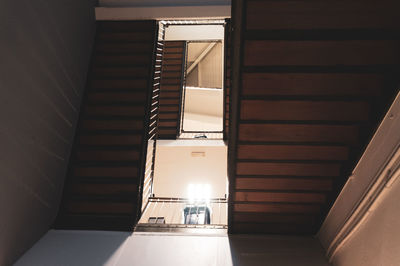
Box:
[0,0,95,265]
[228,235,331,266]
[15,230,331,266]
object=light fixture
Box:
[187,184,211,203]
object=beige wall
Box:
[183,87,223,131]
[165,25,224,41]
[186,42,223,89]
[198,43,223,88]
[331,173,400,266]
[318,93,400,265]
[183,113,223,131]
[152,140,228,198]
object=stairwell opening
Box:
[136,20,229,233]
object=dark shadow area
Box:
[0,1,95,265]
[228,234,331,266]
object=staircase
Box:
[224,19,231,141]
[55,21,158,231]
[158,41,186,139]
[229,0,400,234]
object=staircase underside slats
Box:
[229,0,400,234]
[224,19,231,141]
[157,41,185,139]
[55,21,157,231]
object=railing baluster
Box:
[138,197,227,229]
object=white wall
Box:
[330,173,400,266]
[15,230,331,266]
[152,140,227,198]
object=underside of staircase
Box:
[228,0,400,234]
[55,3,400,234]
[55,21,158,231]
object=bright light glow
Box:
[188,184,195,203]
[187,184,212,203]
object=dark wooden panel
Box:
[229,0,400,235]
[246,1,400,30]
[163,53,184,59]
[96,42,153,54]
[244,40,400,66]
[235,191,326,203]
[91,79,148,90]
[79,134,142,146]
[76,150,140,161]
[74,166,138,178]
[160,84,181,91]
[233,203,321,214]
[159,121,178,127]
[231,223,314,234]
[235,177,333,191]
[162,71,182,78]
[88,92,147,103]
[234,213,316,224]
[71,184,137,196]
[95,55,151,66]
[159,105,179,112]
[163,59,183,65]
[238,144,348,160]
[242,73,384,96]
[159,91,180,99]
[85,106,145,117]
[161,78,181,85]
[158,41,185,139]
[56,20,157,231]
[164,47,184,53]
[67,202,134,214]
[159,98,180,105]
[241,100,369,121]
[236,162,341,176]
[163,65,182,72]
[238,124,358,143]
[81,119,143,131]
[158,129,177,136]
[98,32,154,42]
[98,21,155,32]
[165,41,185,47]
[158,113,179,120]
[93,67,149,78]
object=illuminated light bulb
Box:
[188,184,195,203]
[204,184,211,202]
[187,184,212,204]
[195,184,202,202]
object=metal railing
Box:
[140,22,166,212]
[138,197,228,229]
[178,132,223,139]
